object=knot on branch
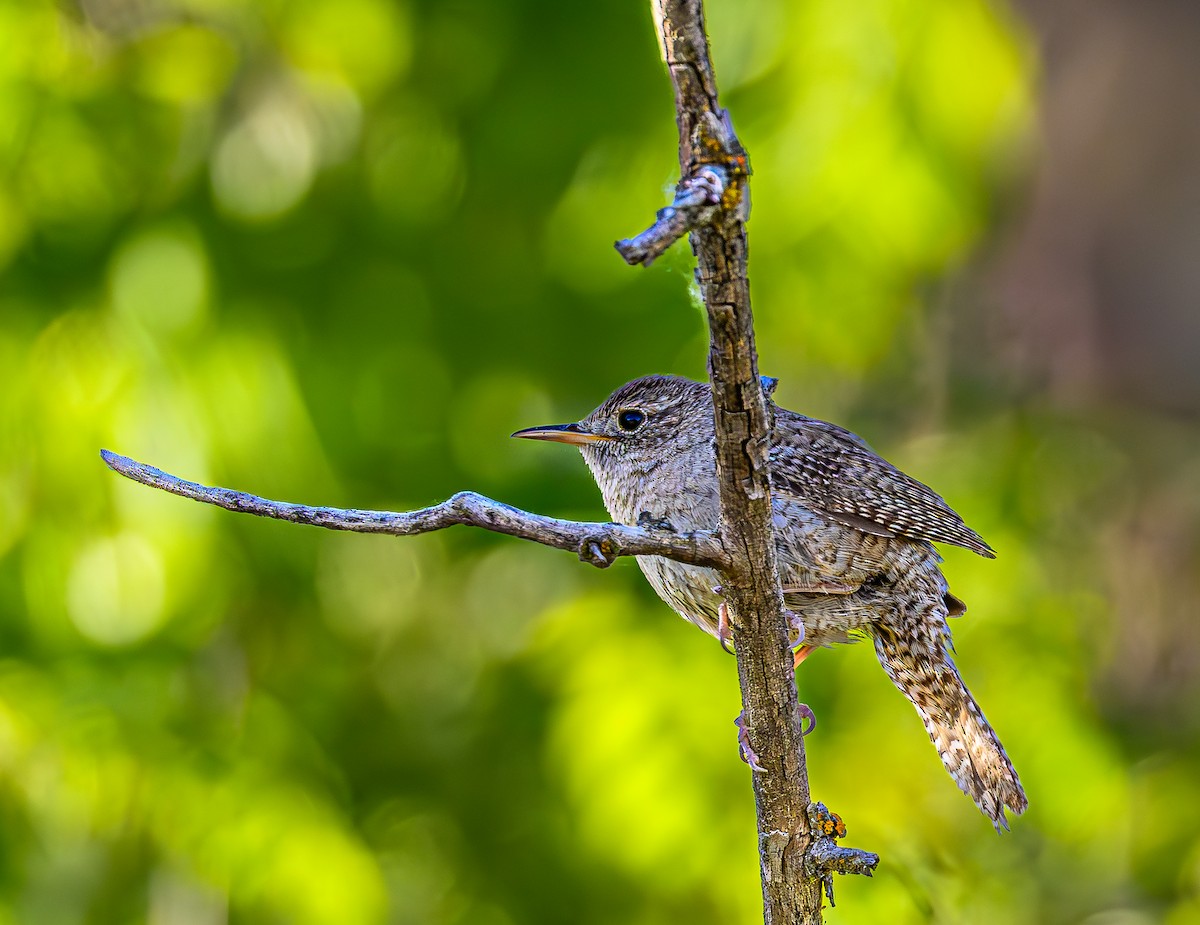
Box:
[578,536,618,568]
[803,803,880,908]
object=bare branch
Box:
[99,450,729,570]
[628,1,878,922]
[97,3,880,920]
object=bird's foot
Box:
[797,701,817,735]
[717,594,809,659]
[735,710,765,772]
[785,609,820,671]
[785,608,806,650]
[735,702,816,773]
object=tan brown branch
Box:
[99,450,729,570]
[627,1,878,922]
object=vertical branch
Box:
[649,1,824,920]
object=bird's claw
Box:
[735,710,766,772]
[786,608,806,646]
[735,702,815,772]
[798,702,817,736]
[717,600,734,654]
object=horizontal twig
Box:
[99,450,730,570]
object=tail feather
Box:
[874,625,1027,830]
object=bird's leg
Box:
[721,595,817,766]
[720,599,816,767]
[636,510,676,532]
[719,585,840,656]
[711,586,735,654]
[785,609,816,670]
[779,578,852,670]
[784,609,818,731]
[717,599,733,653]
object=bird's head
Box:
[512,374,714,485]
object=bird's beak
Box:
[511,422,613,445]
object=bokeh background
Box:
[2,0,1199,922]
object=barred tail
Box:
[874,625,1027,830]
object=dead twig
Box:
[99,450,729,571]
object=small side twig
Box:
[614,165,726,266]
[99,450,729,571]
[615,106,750,267]
[803,803,880,908]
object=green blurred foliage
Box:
[1,0,1196,923]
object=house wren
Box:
[514,374,1026,830]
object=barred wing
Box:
[769,412,995,558]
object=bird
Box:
[512,374,1026,830]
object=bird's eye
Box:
[617,409,646,431]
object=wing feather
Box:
[769,412,995,558]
